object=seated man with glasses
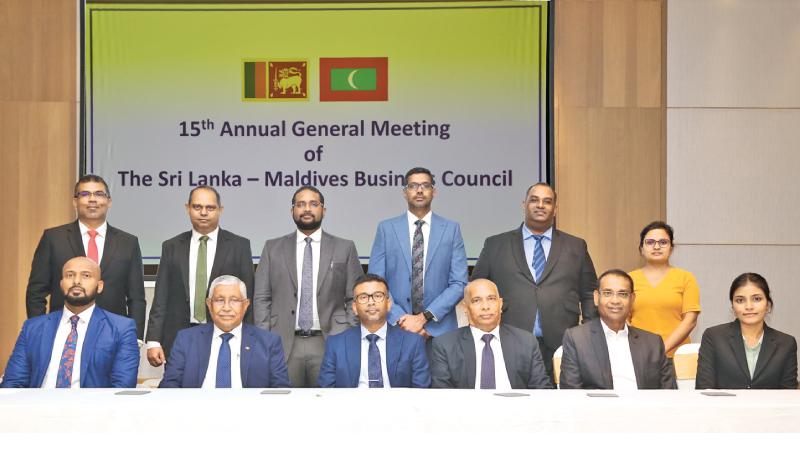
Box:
[559,269,676,389]
[317,273,431,388]
[160,275,290,388]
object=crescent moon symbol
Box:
[347,69,359,89]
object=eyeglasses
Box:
[355,292,387,304]
[644,239,671,247]
[293,201,322,209]
[75,191,109,199]
[405,182,433,191]
[209,298,245,307]
[599,290,631,300]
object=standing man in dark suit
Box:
[369,167,468,343]
[559,269,676,389]
[430,279,551,389]
[145,186,254,366]
[25,174,146,340]
[253,186,363,387]
[471,182,598,379]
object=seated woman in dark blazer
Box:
[696,273,797,389]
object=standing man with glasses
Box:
[145,186,254,367]
[26,174,147,341]
[253,186,363,387]
[317,273,430,388]
[159,275,290,388]
[472,182,598,380]
[369,167,468,346]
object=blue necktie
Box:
[532,235,546,337]
[216,333,234,388]
[56,315,80,388]
[366,334,384,388]
[480,334,496,389]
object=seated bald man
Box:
[160,275,290,388]
[559,269,676,390]
[1,257,139,388]
[430,279,552,389]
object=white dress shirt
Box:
[78,221,107,264]
[295,228,322,330]
[201,324,243,389]
[600,320,639,391]
[407,210,432,276]
[188,227,219,324]
[470,325,512,390]
[358,323,391,388]
[41,304,96,388]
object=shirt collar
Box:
[61,303,96,325]
[600,318,629,338]
[522,224,553,241]
[470,324,501,342]
[361,322,388,340]
[407,210,433,227]
[213,323,242,340]
[742,333,764,348]
[296,228,322,243]
[78,221,108,237]
[192,227,219,242]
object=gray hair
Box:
[208,275,247,299]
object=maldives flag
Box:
[319,57,388,101]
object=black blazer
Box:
[471,226,598,351]
[145,229,254,357]
[25,221,146,339]
[430,324,553,389]
[696,321,798,389]
[559,319,676,389]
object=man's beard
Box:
[64,288,97,307]
[294,216,322,232]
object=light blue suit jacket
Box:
[368,213,468,336]
[1,307,139,388]
[317,325,431,388]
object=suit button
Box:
[291,310,295,315]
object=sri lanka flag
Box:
[243,61,267,99]
[319,57,388,101]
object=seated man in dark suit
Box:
[160,275,290,388]
[2,257,139,388]
[430,279,552,389]
[560,269,676,389]
[317,273,431,388]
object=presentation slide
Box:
[83,1,550,262]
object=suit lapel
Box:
[239,325,253,387]
[99,225,117,271]
[282,234,298,291]
[386,326,402,385]
[590,320,613,389]
[424,214,445,274]
[510,226,534,284]
[35,312,63,387]
[751,326,777,382]
[627,327,646,389]
[316,231,334,294]
[209,229,229,281]
[197,325,214,386]
[499,325,519,387]
[346,327,361,387]
[727,322,751,382]
[460,328,477,388]
[80,307,107,385]
[538,229,563,283]
[177,232,192,300]
[390,215,412,273]
[68,221,85,257]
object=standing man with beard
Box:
[2,257,139,388]
[253,186,363,387]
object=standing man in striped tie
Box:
[472,183,598,380]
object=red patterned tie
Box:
[87,229,99,263]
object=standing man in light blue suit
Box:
[369,167,468,342]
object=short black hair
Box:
[597,269,634,292]
[74,174,110,197]
[729,272,773,308]
[353,273,389,293]
[639,221,674,249]
[524,182,556,202]
[188,185,221,206]
[292,185,325,206]
[404,167,434,185]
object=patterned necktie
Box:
[480,334,496,389]
[194,235,209,322]
[87,229,99,263]
[56,315,80,388]
[532,235,546,337]
[299,236,313,332]
[366,334,384,388]
[411,219,425,314]
[216,332,234,388]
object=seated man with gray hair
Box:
[160,275,290,388]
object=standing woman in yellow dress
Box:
[629,221,701,357]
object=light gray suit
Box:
[559,319,676,389]
[253,230,363,386]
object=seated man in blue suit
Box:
[318,273,431,388]
[160,275,290,388]
[2,257,139,388]
[369,167,468,343]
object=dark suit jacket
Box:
[145,228,254,357]
[1,307,139,388]
[471,226,598,351]
[317,325,431,388]
[253,230,363,357]
[559,319,676,389]
[25,221,146,339]
[696,321,798,389]
[159,323,290,388]
[430,324,553,389]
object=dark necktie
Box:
[216,332,234,388]
[366,334,384,388]
[532,235,546,337]
[411,219,425,314]
[56,315,80,388]
[299,236,313,332]
[480,333,496,389]
[194,235,209,322]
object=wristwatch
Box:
[422,310,435,322]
